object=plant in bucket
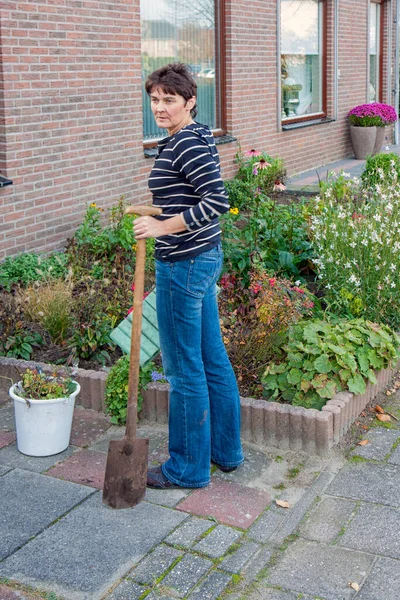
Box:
[9,367,80,457]
[347,102,398,159]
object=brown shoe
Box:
[146,466,182,489]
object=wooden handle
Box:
[125,205,163,217]
[125,238,146,441]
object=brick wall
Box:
[0,0,397,259]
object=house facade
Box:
[0,0,398,259]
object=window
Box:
[369,1,382,102]
[280,0,326,122]
[141,0,223,140]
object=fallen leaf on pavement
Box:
[349,582,360,591]
[377,413,391,422]
[375,405,385,414]
[386,391,392,396]
[357,439,369,446]
[275,499,290,509]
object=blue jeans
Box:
[156,244,244,487]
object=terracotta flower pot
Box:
[349,126,377,160]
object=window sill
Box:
[144,134,237,158]
[0,175,13,187]
[282,117,335,131]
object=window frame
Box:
[279,0,327,126]
[142,0,226,149]
[369,0,384,103]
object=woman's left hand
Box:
[133,216,166,239]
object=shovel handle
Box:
[125,205,163,217]
[125,205,162,440]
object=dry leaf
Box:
[357,439,369,446]
[361,425,369,430]
[375,405,385,414]
[360,411,366,417]
[349,582,360,591]
[275,499,290,509]
[386,391,392,396]
[377,413,391,422]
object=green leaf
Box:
[326,343,346,356]
[302,323,322,345]
[367,369,377,384]
[357,348,370,373]
[316,380,337,399]
[339,352,357,372]
[300,379,312,393]
[347,374,367,396]
[287,368,301,385]
[368,349,384,369]
[21,343,33,352]
[311,373,328,389]
[269,363,286,375]
[339,368,352,383]
[314,354,332,374]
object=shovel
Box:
[103,204,162,509]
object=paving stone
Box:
[0,464,12,476]
[0,468,94,560]
[46,448,107,489]
[213,446,273,490]
[267,538,375,600]
[165,516,214,548]
[145,486,190,508]
[88,425,125,452]
[388,443,400,465]
[131,544,183,585]
[0,404,15,431]
[247,508,285,543]
[149,440,170,465]
[0,442,75,473]
[104,579,148,600]
[0,493,187,600]
[193,524,242,558]
[70,407,111,447]
[0,431,16,449]
[351,428,400,461]
[357,556,400,600]
[161,553,213,597]
[298,496,357,543]
[189,570,232,599]
[241,547,273,581]
[219,540,261,574]
[177,480,270,528]
[242,588,308,600]
[0,584,38,600]
[338,502,400,558]
[327,462,400,507]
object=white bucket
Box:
[10,382,81,457]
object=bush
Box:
[224,178,256,212]
[262,319,400,410]
[361,152,400,190]
[104,356,156,424]
[23,280,73,343]
[310,173,400,327]
[219,272,317,395]
[0,252,68,290]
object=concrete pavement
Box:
[0,375,400,600]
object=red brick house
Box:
[0,0,398,259]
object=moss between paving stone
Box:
[0,578,62,600]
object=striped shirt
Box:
[148,123,229,262]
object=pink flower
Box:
[293,286,305,294]
[253,158,271,170]
[245,149,261,157]
[127,307,133,315]
[251,283,262,294]
[274,180,286,192]
[268,278,276,288]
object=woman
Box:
[133,63,243,489]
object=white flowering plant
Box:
[310,166,400,328]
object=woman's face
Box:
[150,87,195,134]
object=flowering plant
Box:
[310,168,400,327]
[347,103,397,127]
[14,367,77,400]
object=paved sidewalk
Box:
[1,376,400,600]
[286,143,400,194]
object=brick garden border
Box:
[0,357,397,456]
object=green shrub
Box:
[1,323,43,361]
[0,252,68,290]
[361,152,400,190]
[224,178,256,212]
[235,148,286,196]
[310,174,400,327]
[105,356,156,424]
[262,319,400,410]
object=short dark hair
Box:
[145,63,198,118]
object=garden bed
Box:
[1,356,397,456]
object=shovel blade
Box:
[102,437,149,509]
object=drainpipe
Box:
[334,0,339,120]
[395,0,400,144]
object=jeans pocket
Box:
[186,251,222,297]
